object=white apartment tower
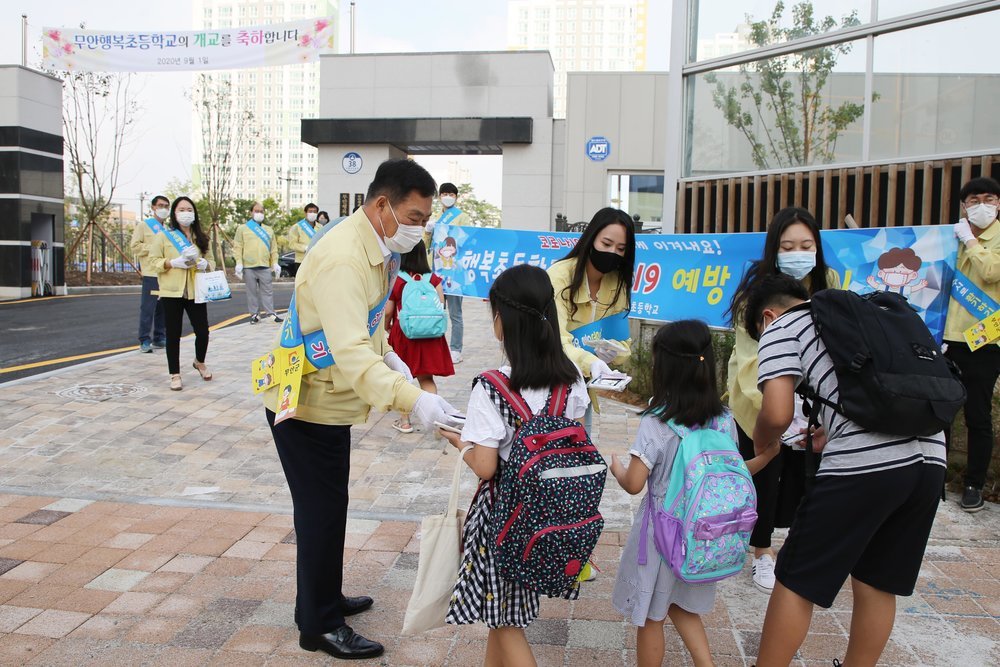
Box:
[507,0,648,118]
[192,0,338,207]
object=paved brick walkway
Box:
[0,298,998,665]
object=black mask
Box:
[590,248,623,274]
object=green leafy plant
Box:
[704,1,868,169]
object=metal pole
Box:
[350,2,356,54]
[21,15,27,67]
[661,0,689,233]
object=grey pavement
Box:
[0,297,997,665]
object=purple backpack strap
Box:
[638,480,653,566]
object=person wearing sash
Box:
[147,196,215,391]
[725,207,840,594]
[548,207,636,431]
[429,183,470,364]
[262,159,460,660]
[234,201,283,324]
[287,202,321,275]
[131,194,170,353]
[945,177,1000,513]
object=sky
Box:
[0,0,669,216]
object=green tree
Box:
[704,1,867,169]
[430,183,502,228]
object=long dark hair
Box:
[726,206,828,327]
[167,196,210,255]
[490,264,580,393]
[555,207,635,320]
[645,320,724,428]
[400,240,431,274]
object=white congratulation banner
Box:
[42,17,335,72]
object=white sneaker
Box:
[450,349,463,364]
[752,554,776,593]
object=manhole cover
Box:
[56,383,147,402]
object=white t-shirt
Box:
[460,366,590,461]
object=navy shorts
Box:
[774,462,944,608]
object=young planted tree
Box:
[193,73,261,268]
[59,70,140,283]
[705,1,865,169]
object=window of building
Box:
[608,173,665,227]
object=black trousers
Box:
[267,410,351,635]
[945,342,1000,489]
[737,423,806,549]
[161,297,209,375]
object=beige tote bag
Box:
[401,445,472,635]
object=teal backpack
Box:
[397,273,448,339]
[638,413,758,583]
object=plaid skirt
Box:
[446,478,579,629]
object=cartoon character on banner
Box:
[866,247,929,295]
[437,237,458,270]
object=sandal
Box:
[392,419,414,434]
[170,374,183,391]
[193,362,213,381]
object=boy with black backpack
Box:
[744,274,956,667]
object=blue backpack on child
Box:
[638,413,757,583]
[397,273,447,339]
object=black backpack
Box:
[797,289,965,439]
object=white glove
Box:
[589,358,614,380]
[384,350,414,383]
[955,220,975,244]
[411,392,461,428]
[169,256,191,269]
[181,245,199,259]
[196,258,208,271]
[235,263,243,279]
[272,264,281,279]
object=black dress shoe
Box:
[340,595,374,616]
[299,626,384,660]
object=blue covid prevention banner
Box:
[430,224,958,342]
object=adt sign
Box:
[586,136,610,162]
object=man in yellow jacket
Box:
[263,159,459,660]
[286,202,321,275]
[945,177,1000,513]
[130,195,170,353]
[234,201,282,324]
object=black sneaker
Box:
[272,314,284,323]
[250,314,260,325]
[961,486,985,513]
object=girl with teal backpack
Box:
[384,240,454,433]
[610,320,780,667]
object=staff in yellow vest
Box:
[286,202,321,275]
[147,196,216,392]
[234,201,282,324]
[261,159,458,660]
[130,194,170,353]
[548,207,636,432]
[725,206,840,594]
[944,177,1000,514]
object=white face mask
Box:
[306,212,317,223]
[252,212,265,223]
[154,207,169,221]
[967,203,998,230]
[175,211,195,227]
[776,250,816,281]
[883,270,911,287]
[379,203,425,254]
[440,195,456,208]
